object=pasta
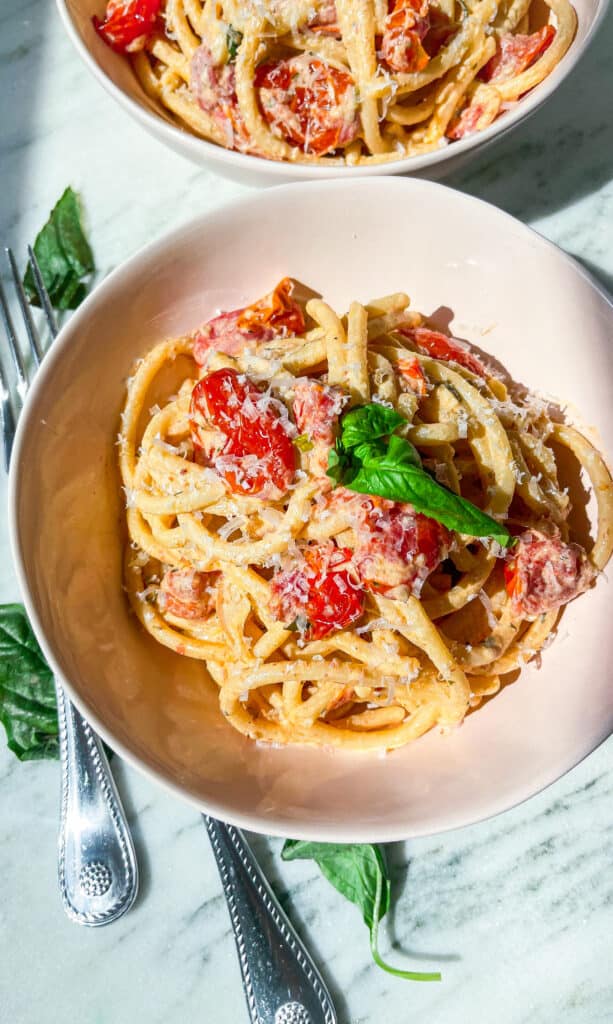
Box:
[118,279,613,751]
[94,0,577,165]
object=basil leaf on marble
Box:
[0,604,59,761]
[23,187,94,311]
[281,840,441,981]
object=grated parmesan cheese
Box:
[477,589,498,630]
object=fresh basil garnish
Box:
[0,604,59,761]
[226,25,243,61]
[347,436,511,546]
[328,404,512,547]
[340,403,406,450]
[23,187,94,311]
[282,839,441,981]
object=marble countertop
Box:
[1,3,613,1022]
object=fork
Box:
[1,249,337,1019]
[0,246,138,926]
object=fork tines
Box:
[0,247,58,471]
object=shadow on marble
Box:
[446,7,613,230]
[572,255,613,299]
[385,844,461,965]
[111,757,154,907]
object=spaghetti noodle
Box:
[118,279,613,751]
[94,0,577,165]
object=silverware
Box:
[0,247,138,925]
[204,816,337,1024]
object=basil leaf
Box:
[340,403,407,450]
[282,840,441,981]
[282,840,390,930]
[226,25,243,60]
[327,441,355,483]
[345,435,512,546]
[0,604,59,761]
[23,187,94,311]
[354,433,421,469]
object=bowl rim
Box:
[8,176,613,841]
[56,0,610,179]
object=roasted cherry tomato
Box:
[397,356,428,396]
[446,98,494,140]
[422,6,458,57]
[381,0,430,73]
[190,367,296,497]
[159,568,217,619]
[193,279,305,364]
[400,326,487,378]
[481,26,555,83]
[308,0,340,34]
[504,529,594,618]
[191,43,253,153]
[93,0,160,53]
[292,379,347,446]
[353,496,450,593]
[255,54,359,156]
[271,543,364,640]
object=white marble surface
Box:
[1,3,613,1022]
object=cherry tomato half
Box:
[381,0,431,73]
[193,279,305,364]
[400,326,487,378]
[255,55,359,156]
[190,367,296,497]
[481,26,555,83]
[504,530,593,618]
[353,496,450,592]
[271,544,364,640]
[93,0,160,53]
[159,568,217,619]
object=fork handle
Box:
[56,680,138,925]
[204,816,337,1024]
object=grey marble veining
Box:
[0,3,612,1023]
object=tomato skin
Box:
[190,44,254,153]
[93,0,161,53]
[271,544,364,640]
[255,55,359,156]
[193,279,305,365]
[503,559,519,598]
[353,496,450,593]
[422,6,457,56]
[293,379,347,446]
[481,26,556,83]
[504,529,594,618]
[381,0,430,73]
[446,100,490,141]
[159,568,216,619]
[190,368,296,497]
[308,0,339,33]
[400,326,487,378]
[397,356,428,396]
